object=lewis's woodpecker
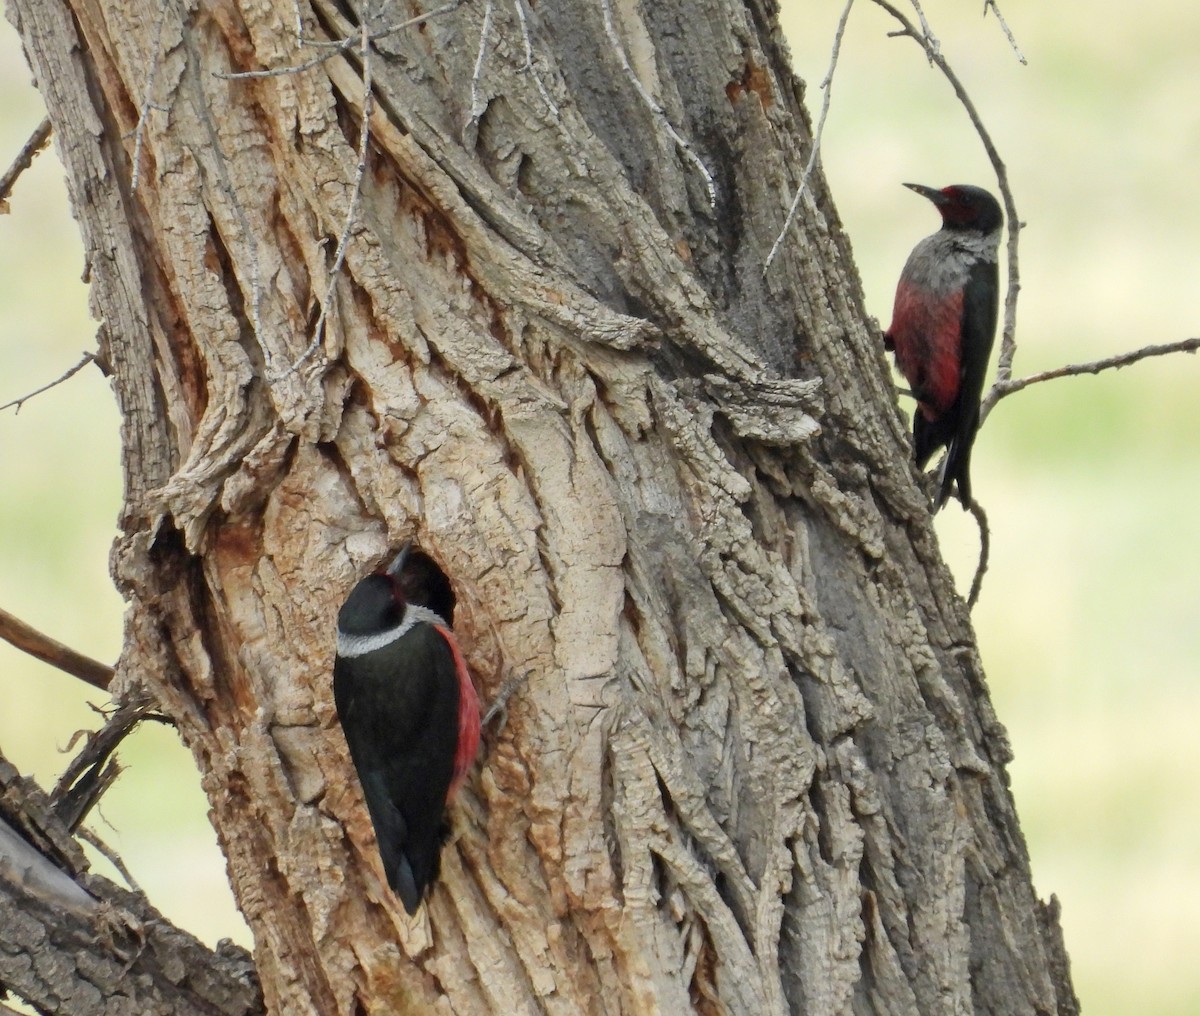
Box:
[884,183,1002,510]
[334,543,480,914]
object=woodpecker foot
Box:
[483,668,533,732]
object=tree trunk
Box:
[8,0,1076,1013]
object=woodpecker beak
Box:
[903,182,949,206]
[384,541,413,578]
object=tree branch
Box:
[0,114,52,210]
[286,5,376,374]
[512,0,558,116]
[764,0,856,275]
[464,0,496,146]
[599,0,717,209]
[214,3,462,81]
[0,754,264,1016]
[982,337,1200,417]
[0,604,114,690]
[53,695,168,829]
[0,351,98,414]
[128,0,171,193]
[966,497,990,609]
[983,1,1027,65]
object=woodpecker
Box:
[884,183,1002,510]
[333,542,480,914]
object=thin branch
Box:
[764,0,856,275]
[215,3,462,80]
[908,0,940,61]
[464,0,496,146]
[283,7,376,374]
[982,337,1200,418]
[369,1,462,44]
[291,0,305,48]
[512,0,559,117]
[0,604,114,691]
[178,19,268,371]
[212,2,460,374]
[599,0,717,209]
[966,497,990,609]
[0,352,97,414]
[77,823,143,894]
[52,696,164,828]
[215,41,349,80]
[0,116,52,210]
[129,0,173,193]
[983,1,1027,65]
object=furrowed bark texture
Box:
[0,755,263,1015]
[8,0,1077,1014]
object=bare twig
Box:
[283,9,376,374]
[216,42,349,80]
[370,2,462,43]
[908,0,940,61]
[217,4,462,81]
[599,0,717,209]
[213,2,461,374]
[0,116,52,210]
[52,696,165,829]
[981,337,1200,419]
[177,20,268,370]
[966,497,990,609]
[512,0,559,116]
[983,1,1027,65]
[464,0,496,145]
[764,0,856,275]
[0,605,114,691]
[129,0,173,193]
[0,353,98,414]
[291,0,305,47]
[78,824,143,893]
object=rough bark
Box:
[7,0,1077,1014]
[0,755,263,1015]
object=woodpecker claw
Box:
[483,668,534,731]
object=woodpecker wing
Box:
[936,257,1000,508]
[334,622,462,914]
[886,237,967,472]
[433,623,480,796]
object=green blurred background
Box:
[0,2,1197,1011]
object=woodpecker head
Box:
[904,183,1002,234]
[336,542,456,642]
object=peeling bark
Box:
[7,0,1077,1014]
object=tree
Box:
[2,0,1077,1013]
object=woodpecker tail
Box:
[931,432,974,511]
[384,819,451,916]
[391,852,422,916]
[914,412,974,511]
